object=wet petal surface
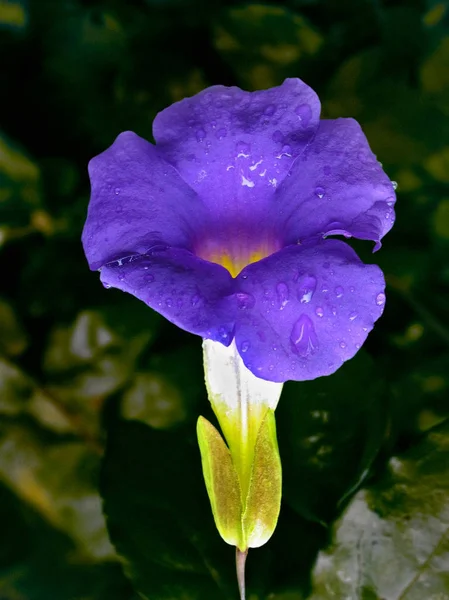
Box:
[232,240,386,382]
[83,132,208,271]
[100,248,236,344]
[273,119,396,250]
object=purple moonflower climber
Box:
[83,78,395,596]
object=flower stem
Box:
[236,547,248,600]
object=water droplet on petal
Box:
[315,186,325,199]
[114,187,120,195]
[276,282,289,309]
[272,130,283,143]
[191,294,201,306]
[144,273,154,283]
[391,181,398,190]
[103,282,111,289]
[335,285,344,298]
[218,327,229,341]
[349,286,355,293]
[376,292,386,306]
[295,103,312,126]
[290,314,319,357]
[216,127,227,139]
[264,104,276,116]
[315,306,324,317]
[165,298,173,307]
[349,311,358,321]
[196,129,206,142]
[355,343,361,349]
[298,275,317,304]
[340,341,347,349]
[322,262,330,270]
[236,141,250,157]
[241,341,250,353]
[236,292,255,309]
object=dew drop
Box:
[276,282,289,309]
[298,275,317,304]
[295,103,312,126]
[355,343,361,349]
[335,285,344,298]
[196,129,206,142]
[102,282,111,289]
[349,286,355,293]
[144,273,154,283]
[315,186,325,199]
[290,314,319,357]
[264,104,276,116]
[272,130,283,143]
[236,141,250,156]
[216,127,227,139]
[269,364,274,371]
[391,181,398,190]
[114,187,120,195]
[165,298,173,307]
[191,294,201,307]
[331,306,337,316]
[349,311,358,321]
[315,306,324,317]
[241,341,250,353]
[235,292,255,310]
[323,262,330,270]
[339,341,347,349]
[218,327,229,340]
[282,144,292,155]
[376,292,386,306]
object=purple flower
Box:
[82,78,396,383]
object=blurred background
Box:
[1,1,448,599]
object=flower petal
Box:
[233,240,386,383]
[273,119,396,250]
[83,131,208,271]
[99,248,236,344]
[152,78,320,227]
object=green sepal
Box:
[197,410,282,551]
[244,409,282,548]
[196,416,244,548]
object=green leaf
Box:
[213,4,322,89]
[277,351,386,525]
[0,422,113,560]
[0,132,42,240]
[308,421,449,599]
[101,420,237,600]
[43,307,156,436]
[0,296,28,356]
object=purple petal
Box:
[99,248,236,344]
[272,119,396,250]
[233,240,386,383]
[152,79,320,241]
[83,131,208,271]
